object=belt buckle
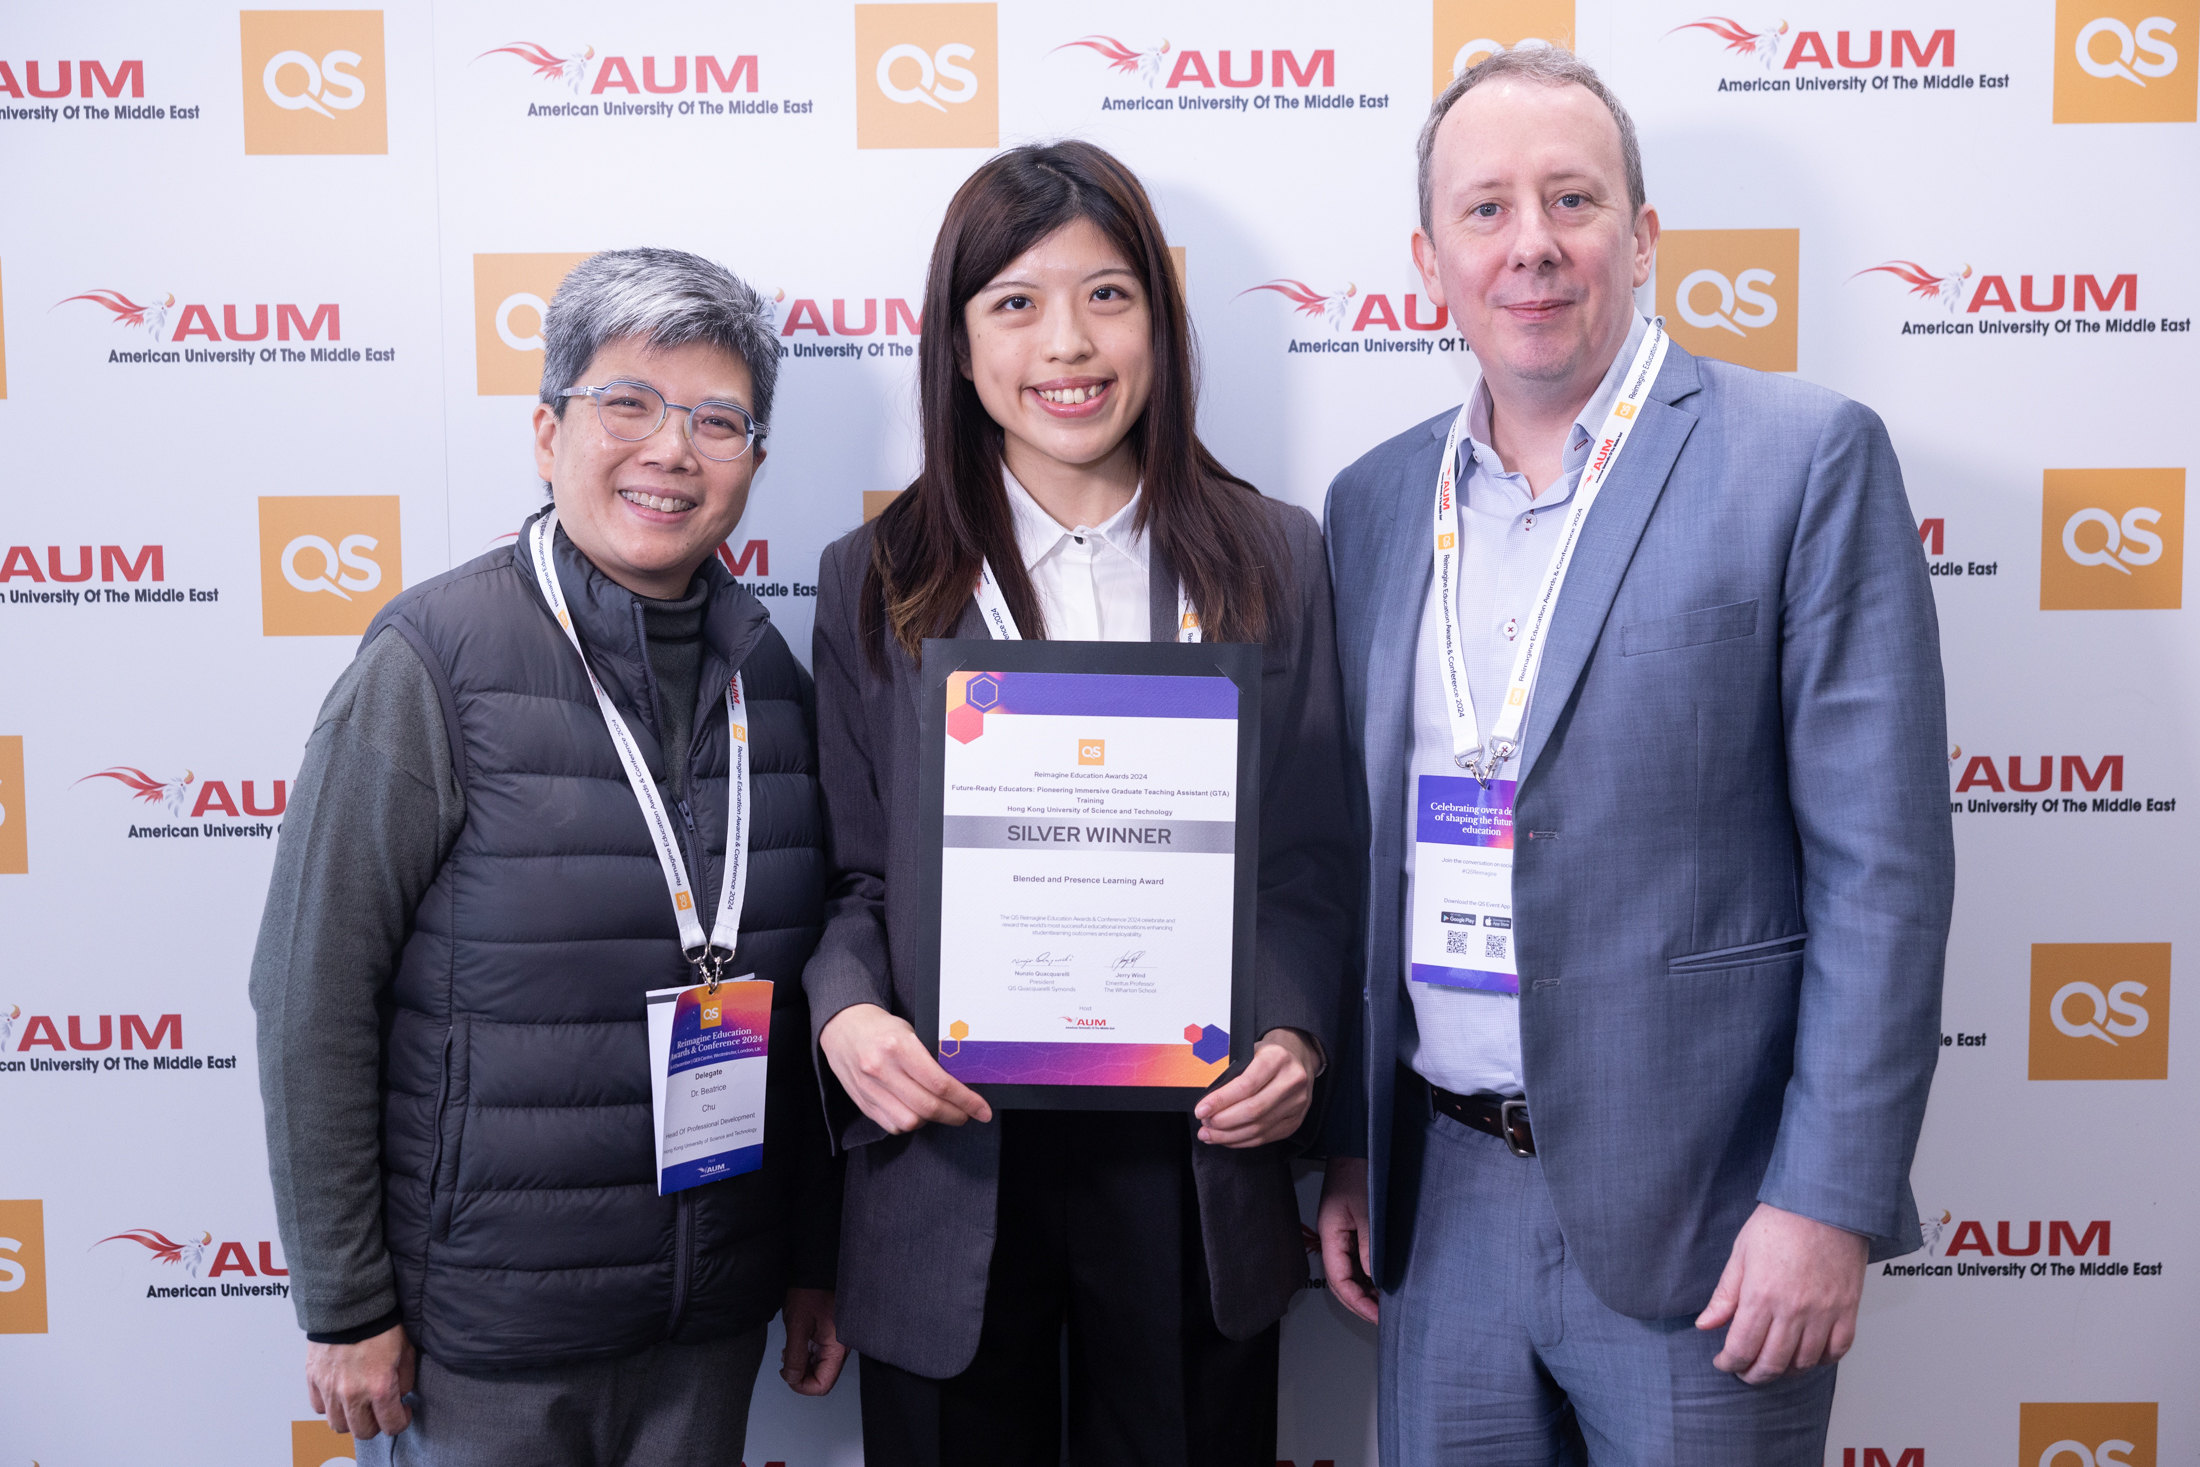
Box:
[1498,1098,1534,1158]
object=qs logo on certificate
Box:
[1431,1,1575,96]
[259,495,402,636]
[2019,1402,2157,1467]
[0,1198,50,1334]
[1658,230,1799,374]
[854,3,997,149]
[2040,468,2184,610]
[240,10,388,155]
[2029,943,2171,1081]
[474,253,594,395]
[2054,0,2195,123]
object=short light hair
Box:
[540,247,779,429]
[1417,47,1646,237]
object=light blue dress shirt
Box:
[1401,314,1650,1098]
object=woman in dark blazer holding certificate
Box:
[803,140,1355,1465]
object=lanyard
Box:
[528,510,751,982]
[974,558,1201,642]
[1434,319,1668,783]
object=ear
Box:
[1410,228,1448,309]
[532,402,561,484]
[1632,205,1660,291]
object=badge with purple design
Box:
[1410,775,1520,993]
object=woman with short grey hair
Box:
[250,246,845,1467]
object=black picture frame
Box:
[913,637,1262,1112]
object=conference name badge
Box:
[1409,775,1519,994]
[645,979,772,1194]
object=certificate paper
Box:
[644,979,771,1194]
[918,642,1260,1107]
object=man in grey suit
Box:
[1314,48,1954,1465]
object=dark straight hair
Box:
[863,139,1284,664]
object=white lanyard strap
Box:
[974,557,1200,643]
[1435,319,1669,783]
[529,510,750,978]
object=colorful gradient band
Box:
[940,1040,1228,1088]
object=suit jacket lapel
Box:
[1149,540,1177,643]
[1515,346,1702,790]
[1363,427,1444,847]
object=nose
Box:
[1509,202,1561,272]
[1043,297,1095,364]
[637,402,699,470]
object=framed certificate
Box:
[913,639,1262,1110]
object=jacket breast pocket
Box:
[1620,599,1759,657]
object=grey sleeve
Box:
[249,628,465,1336]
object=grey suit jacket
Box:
[804,495,1354,1376]
[1322,341,1955,1320]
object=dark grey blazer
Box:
[1324,341,1956,1321]
[803,495,1354,1377]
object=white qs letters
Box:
[263,48,367,119]
[2075,16,2179,86]
[2062,505,2164,574]
[282,534,383,601]
[1677,268,1780,337]
[876,42,979,111]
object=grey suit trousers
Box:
[355,1327,770,1467]
[1380,1103,1835,1467]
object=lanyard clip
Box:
[688,946,731,994]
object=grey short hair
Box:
[1417,47,1645,237]
[540,247,779,429]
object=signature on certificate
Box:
[1009,951,1073,969]
[1111,950,1146,971]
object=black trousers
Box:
[859,1110,1280,1467]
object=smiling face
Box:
[961,216,1154,496]
[532,336,765,599]
[1413,78,1657,407]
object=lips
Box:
[1028,378,1113,419]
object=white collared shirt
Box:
[1003,467,1151,642]
[1401,314,1649,1099]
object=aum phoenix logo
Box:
[477,40,596,92]
[1054,35,1172,86]
[97,1228,212,1276]
[59,288,174,339]
[1241,279,1360,331]
[1854,260,1974,312]
[75,765,195,817]
[1670,16,1791,67]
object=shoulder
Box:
[364,539,528,647]
[1683,354,1887,456]
[1243,490,1321,557]
[736,618,808,699]
[1325,407,1453,536]
[818,520,878,590]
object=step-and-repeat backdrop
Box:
[2,2,2192,1463]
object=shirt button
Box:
[1503,617,1519,640]
[1522,513,1535,530]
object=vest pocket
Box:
[427,1018,470,1244]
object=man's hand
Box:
[820,1003,993,1134]
[1695,1202,1870,1384]
[1194,1028,1318,1147]
[1316,1156,1380,1324]
[779,1287,848,1396]
[306,1323,416,1439]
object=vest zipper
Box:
[666,1189,695,1336]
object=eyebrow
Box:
[983,265,1140,292]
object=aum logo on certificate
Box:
[937,669,1238,1087]
[645,980,771,1194]
[1410,775,1519,993]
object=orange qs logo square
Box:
[0,735,27,875]
[2030,943,2171,1081]
[2041,468,2184,610]
[259,495,402,636]
[2019,1402,2156,1467]
[241,10,388,154]
[855,3,998,149]
[1432,1,1576,96]
[293,1419,356,1465]
[2054,0,2196,123]
[0,1199,49,1334]
[1658,229,1799,374]
[474,253,594,396]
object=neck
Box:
[1002,433,1140,530]
[1482,314,1634,498]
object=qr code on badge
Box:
[1485,933,1508,960]
[1446,931,1471,955]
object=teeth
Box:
[1037,384,1105,405]
[621,489,694,513]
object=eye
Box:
[1556,192,1588,209]
[996,293,1033,312]
[1092,285,1131,302]
[1471,201,1502,219]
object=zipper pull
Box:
[677,798,699,837]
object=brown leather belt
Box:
[1431,1085,1536,1157]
